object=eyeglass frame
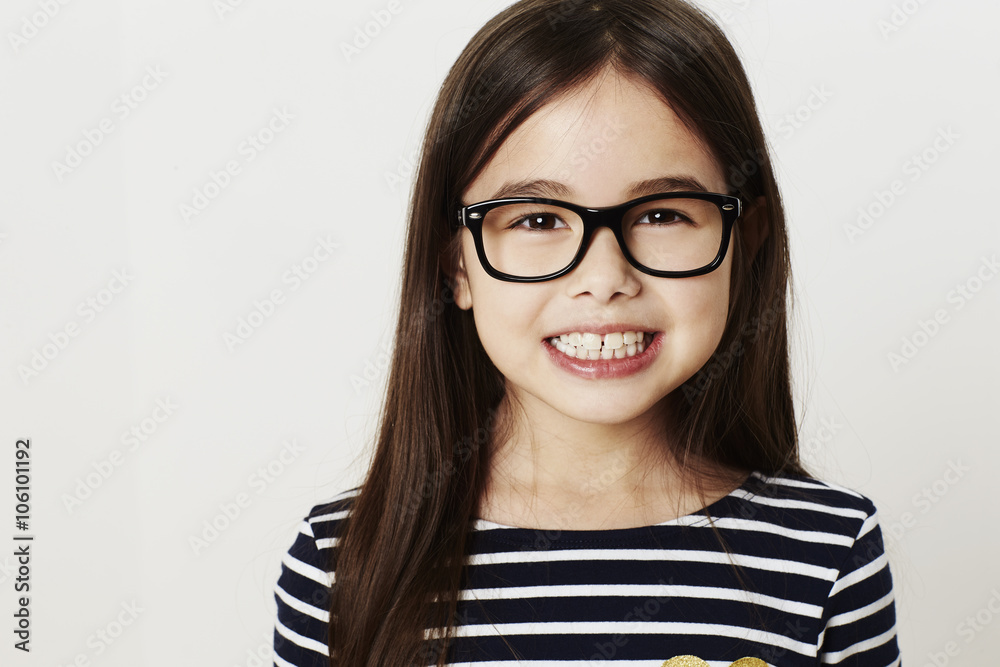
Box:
[453,190,743,283]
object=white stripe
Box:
[310,509,349,525]
[298,520,314,538]
[821,626,897,663]
[827,589,894,629]
[816,589,896,649]
[814,478,866,500]
[273,652,299,667]
[275,582,330,622]
[473,518,521,531]
[467,548,839,581]
[430,620,815,657]
[828,553,887,597]
[463,583,822,618]
[282,550,334,588]
[855,513,878,541]
[751,472,863,499]
[691,517,855,547]
[315,536,339,549]
[306,488,359,523]
[274,617,329,656]
[730,488,868,519]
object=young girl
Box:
[273,1,900,665]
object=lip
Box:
[543,331,663,379]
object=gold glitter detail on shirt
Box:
[660,657,769,667]
[660,657,711,667]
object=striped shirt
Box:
[273,471,901,666]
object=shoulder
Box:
[273,488,361,663]
[735,474,900,662]
[743,470,878,513]
[299,486,361,552]
[279,487,361,579]
[731,470,884,546]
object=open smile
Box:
[543,331,663,379]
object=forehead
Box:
[462,70,727,206]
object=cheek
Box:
[664,261,731,361]
[460,238,544,359]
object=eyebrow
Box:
[489,175,713,201]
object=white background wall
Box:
[0,0,997,665]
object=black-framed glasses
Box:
[454,191,742,283]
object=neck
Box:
[479,391,741,530]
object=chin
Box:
[549,395,664,427]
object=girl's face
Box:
[453,69,732,429]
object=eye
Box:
[635,208,693,226]
[507,212,569,231]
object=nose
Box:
[564,227,640,300]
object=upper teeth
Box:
[549,331,651,360]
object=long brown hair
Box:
[329,1,805,664]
